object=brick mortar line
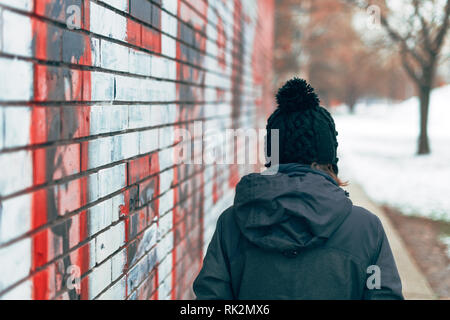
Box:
[0,117,246,201]
[0,98,259,106]
[0,113,232,154]
[123,224,206,300]
[0,121,253,203]
[0,161,213,250]
[91,0,255,77]
[0,2,273,82]
[0,53,235,93]
[0,163,213,297]
[1,171,214,300]
[0,4,251,83]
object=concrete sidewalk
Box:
[346,183,436,300]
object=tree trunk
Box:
[346,89,357,114]
[417,85,431,155]
[348,102,356,114]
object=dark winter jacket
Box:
[193,164,404,300]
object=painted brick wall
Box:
[0,0,274,300]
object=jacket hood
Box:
[233,164,352,254]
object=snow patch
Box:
[334,85,450,222]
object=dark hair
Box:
[311,162,348,187]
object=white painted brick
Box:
[88,172,99,203]
[139,129,159,154]
[0,193,31,243]
[115,77,176,102]
[2,10,32,57]
[158,252,172,281]
[0,108,3,150]
[158,104,170,126]
[161,9,177,37]
[142,222,158,252]
[158,189,173,216]
[0,237,31,292]
[161,34,176,58]
[148,105,162,127]
[88,136,113,169]
[120,132,139,159]
[88,239,97,269]
[91,72,115,101]
[159,146,174,171]
[166,58,176,80]
[90,105,128,135]
[98,163,126,198]
[129,49,151,76]
[111,134,124,162]
[151,56,166,79]
[166,104,177,123]
[128,104,151,129]
[0,0,33,11]
[3,106,31,148]
[97,277,126,300]
[0,150,32,196]
[111,248,126,280]
[141,78,155,101]
[204,87,216,102]
[89,199,113,236]
[0,279,31,300]
[90,2,126,41]
[111,193,125,222]
[95,221,125,263]
[113,163,127,188]
[112,105,129,131]
[158,274,172,299]
[89,106,109,135]
[89,259,112,299]
[157,230,173,259]
[0,57,33,101]
[159,126,174,150]
[102,0,128,11]
[158,210,172,238]
[114,75,137,101]
[91,37,101,67]
[161,0,177,16]
[161,80,176,101]
[159,168,173,194]
[101,40,129,72]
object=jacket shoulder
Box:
[217,206,235,223]
[326,205,383,264]
[350,205,383,229]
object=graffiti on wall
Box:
[0,0,274,300]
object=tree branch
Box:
[400,47,421,85]
[431,0,450,53]
[378,14,429,67]
[342,0,430,67]
[412,0,433,57]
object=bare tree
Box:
[275,0,410,112]
[344,0,450,154]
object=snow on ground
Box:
[333,85,450,222]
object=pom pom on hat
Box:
[275,77,320,112]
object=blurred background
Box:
[273,0,450,298]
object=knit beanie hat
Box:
[266,78,340,174]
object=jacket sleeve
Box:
[193,214,234,300]
[363,219,404,300]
